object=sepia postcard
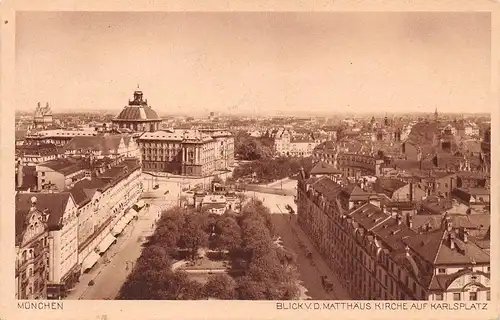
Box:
[1,0,499,320]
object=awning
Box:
[97,233,116,254]
[122,212,134,225]
[111,220,127,235]
[82,251,100,271]
[136,200,145,209]
[129,208,139,217]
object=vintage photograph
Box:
[14,11,491,302]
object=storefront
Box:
[46,263,81,299]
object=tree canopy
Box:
[233,156,314,183]
[118,202,300,300]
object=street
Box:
[66,190,179,300]
[248,191,351,300]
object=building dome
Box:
[115,104,160,121]
[114,90,160,121]
[112,88,162,132]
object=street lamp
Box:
[125,261,135,271]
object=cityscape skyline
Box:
[16,12,492,114]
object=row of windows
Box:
[302,193,424,299]
[435,291,490,301]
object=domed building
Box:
[112,89,162,132]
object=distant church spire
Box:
[434,107,439,121]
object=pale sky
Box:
[16,12,491,115]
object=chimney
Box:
[407,214,413,229]
[460,227,468,243]
[446,218,452,232]
[16,160,23,188]
[449,232,455,250]
[299,167,306,180]
[30,196,37,208]
[409,181,413,202]
[396,213,402,225]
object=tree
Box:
[236,276,267,300]
[234,132,274,160]
[214,216,242,252]
[240,218,273,260]
[118,268,172,300]
[177,215,210,260]
[135,244,172,272]
[204,273,237,300]
[247,250,291,284]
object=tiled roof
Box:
[16,143,60,157]
[310,176,343,202]
[452,188,490,203]
[15,130,28,140]
[114,105,160,121]
[310,161,341,175]
[138,129,213,143]
[374,178,407,197]
[39,158,87,175]
[373,217,415,252]
[69,158,140,208]
[16,193,72,232]
[411,214,490,236]
[404,229,446,265]
[342,184,370,201]
[64,134,126,155]
[349,203,391,231]
[406,121,441,145]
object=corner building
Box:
[297,176,490,301]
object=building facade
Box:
[15,155,143,299]
[297,175,490,301]
[138,129,234,177]
[15,199,50,300]
[25,130,98,146]
[63,133,140,160]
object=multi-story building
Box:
[137,129,233,177]
[297,175,490,301]
[35,158,90,192]
[73,157,143,280]
[16,143,61,166]
[63,133,140,160]
[336,153,384,178]
[15,155,143,299]
[199,129,235,170]
[270,128,321,157]
[25,129,98,146]
[15,197,50,300]
[455,120,480,137]
[111,89,162,132]
[16,193,80,300]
